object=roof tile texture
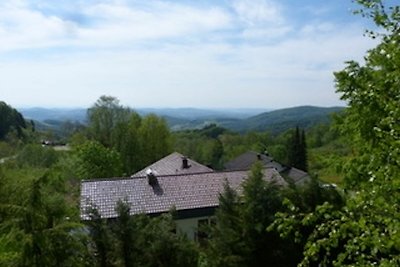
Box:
[80,168,286,220]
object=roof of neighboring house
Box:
[80,168,286,220]
[224,151,286,172]
[280,167,309,185]
[224,151,310,185]
[131,152,213,177]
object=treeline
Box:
[68,95,173,178]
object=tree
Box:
[113,201,136,267]
[87,207,114,267]
[272,1,400,265]
[287,126,308,171]
[112,112,142,174]
[240,162,292,266]
[75,141,123,179]
[206,180,247,267]
[138,114,172,168]
[0,174,89,267]
[299,129,308,171]
[87,96,131,148]
[0,101,26,140]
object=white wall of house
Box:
[175,216,210,240]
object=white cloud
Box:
[0,2,77,51]
[0,20,376,109]
[0,0,378,109]
[231,0,291,41]
[78,2,231,45]
[232,0,284,26]
[0,1,232,52]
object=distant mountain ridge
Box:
[19,107,270,123]
[220,106,344,133]
[18,106,344,134]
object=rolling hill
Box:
[219,106,344,134]
[18,106,344,134]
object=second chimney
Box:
[182,157,189,169]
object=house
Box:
[80,152,287,240]
[224,151,310,185]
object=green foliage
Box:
[16,144,59,168]
[174,127,226,170]
[87,203,198,267]
[0,101,26,140]
[75,141,123,179]
[0,171,90,267]
[132,214,198,267]
[87,95,131,148]
[241,163,290,266]
[86,208,114,267]
[222,106,343,134]
[113,201,136,267]
[206,163,296,267]
[138,114,172,168]
[86,96,173,175]
[272,1,400,265]
[112,112,142,174]
[287,127,308,171]
[206,180,247,267]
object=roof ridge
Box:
[81,167,278,183]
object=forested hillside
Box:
[0,101,26,140]
[219,106,343,133]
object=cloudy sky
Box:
[0,0,378,109]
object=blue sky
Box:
[0,0,378,109]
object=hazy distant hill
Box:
[19,107,269,123]
[18,106,344,134]
[137,108,270,120]
[163,106,344,133]
[19,108,87,122]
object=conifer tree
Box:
[287,126,308,171]
[299,129,308,171]
[206,180,246,267]
[113,200,136,267]
[241,162,288,266]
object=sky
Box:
[0,0,379,109]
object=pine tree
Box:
[241,162,288,266]
[299,129,308,171]
[113,200,136,267]
[287,126,308,171]
[206,180,247,267]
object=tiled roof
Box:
[224,151,310,184]
[224,151,285,172]
[280,167,309,184]
[131,152,213,177]
[80,168,286,220]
